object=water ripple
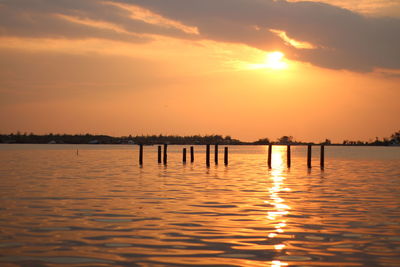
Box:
[0,145,399,266]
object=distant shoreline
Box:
[1,133,399,146]
[1,143,399,147]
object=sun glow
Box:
[243,51,288,70]
[265,52,288,70]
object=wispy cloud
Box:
[269,29,316,49]
[104,1,199,35]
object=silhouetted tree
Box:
[391,130,400,144]
[277,136,293,144]
[253,138,270,145]
[321,139,331,145]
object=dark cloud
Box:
[126,0,400,72]
[0,0,399,72]
[0,0,143,42]
[0,0,197,42]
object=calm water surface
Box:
[0,144,399,266]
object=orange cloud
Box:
[56,14,134,36]
[269,29,316,49]
[103,1,199,35]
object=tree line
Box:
[0,131,399,145]
[0,133,242,145]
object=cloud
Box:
[126,0,400,72]
[0,0,197,42]
[289,0,400,17]
[0,0,399,72]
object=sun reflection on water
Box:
[266,146,291,266]
[271,260,289,267]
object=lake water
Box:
[0,144,399,267]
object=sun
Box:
[242,51,288,70]
[264,51,288,70]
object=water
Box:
[0,144,399,266]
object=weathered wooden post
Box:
[163,144,168,165]
[158,145,162,163]
[287,145,291,168]
[139,144,143,166]
[206,144,210,167]
[190,146,194,163]
[183,148,187,163]
[320,145,325,169]
[224,147,228,166]
[268,144,272,168]
[307,144,312,169]
[215,144,219,165]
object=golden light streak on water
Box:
[271,260,289,267]
[265,145,292,265]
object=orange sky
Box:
[0,0,399,142]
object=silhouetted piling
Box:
[133,143,326,169]
[158,146,162,163]
[139,144,143,166]
[190,146,194,163]
[224,147,228,166]
[320,145,325,169]
[163,144,168,165]
[206,144,210,167]
[183,148,187,163]
[215,144,219,165]
[268,144,272,168]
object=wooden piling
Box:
[224,147,228,166]
[287,145,291,168]
[215,144,219,165]
[158,145,162,163]
[163,144,168,165]
[307,145,312,169]
[206,144,210,167]
[320,145,325,169]
[183,148,187,163]
[268,144,272,169]
[139,144,143,165]
[190,146,194,163]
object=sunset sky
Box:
[1,0,399,142]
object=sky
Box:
[0,0,399,142]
